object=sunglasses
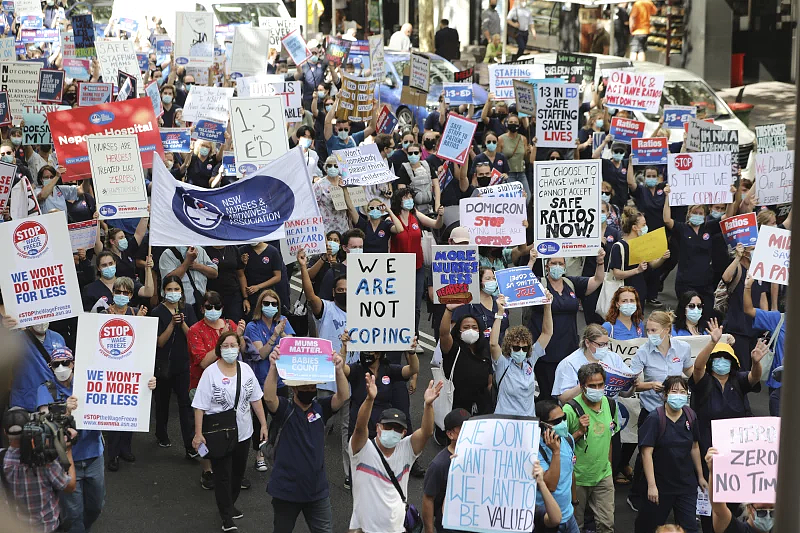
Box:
[755,509,775,518]
[338,128,350,133]
[612,151,625,155]
[687,303,703,310]
[262,301,278,308]
[545,415,566,426]
[511,345,530,352]
[407,151,420,155]
[325,163,338,168]
[51,361,71,368]
[113,290,132,295]
[204,304,223,311]
[382,423,405,433]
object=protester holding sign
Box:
[705,449,775,533]
[473,131,510,177]
[627,165,669,305]
[81,251,155,313]
[451,266,511,345]
[344,196,403,254]
[34,165,77,215]
[182,139,224,189]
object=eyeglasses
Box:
[262,301,278,308]
[475,162,491,167]
[686,303,703,310]
[325,163,338,168]
[113,290,132,296]
[511,345,530,352]
[755,509,775,518]
[407,151,420,155]
[593,340,609,349]
[51,361,71,368]
[204,304,223,311]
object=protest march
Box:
[0,4,793,533]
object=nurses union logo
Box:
[180,191,224,231]
[13,220,48,257]
[98,318,136,359]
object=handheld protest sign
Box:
[276,337,335,385]
[88,134,149,220]
[459,197,526,247]
[535,82,579,148]
[667,152,732,206]
[663,105,696,129]
[513,79,535,116]
[476,182,524,198]
[333,144,394,186]
[68,220,98,252]
[627,226,668,264]
[77,82,113,106]
[175,11,214,67]
[749,225,790,286]
[181,86,234,123]
[21,103,68,146]
[699,128,738,156]
[711,417,779,503]
[2,62,43,120]
[0,160,15,212]
[336,74,377,123]
[489,63,544,100]
[409,53,430,93]
[258,17,298,54]
[431,245,480,304]
[95,39,144,93]
[754,150,794,206]
[609,117,645,145]
[281,29,312,66]
[686,118,720,151]
[230,95,289,177]
[631,137,668,165]
[325,37,350,66]
[721,213,758,247]
[368,35,385,79]
[284,217,326,257]
[755,124,787,154]
[604,70,664,114]
[495,266,549,308]
[160,128,192,153]
[144,81,163,118]
[231,26,270,76]
[437,113,478,165]
[37,69,64,104]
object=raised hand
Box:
[424,380,444,406]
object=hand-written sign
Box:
[699,128,738,156]
[330,185,368,210]
[459,197,527,247]
[495,266,549,308]
[281,29,312,66]
[711,417,780,503]
[347,253,416,351]
[513,80,535,116]
[755,150,794,205]
[605,70,664,114]
[409,53,430,92]
[627,226,668,264]
[721,213,758,247]
[755,124,787,154]
[283,216,326,257]
[535,82,579,148]
[258,17,298,53]
[230,96,289,176]
[95,40,144,92]
[488,63,544,100]
[1,61,43,120]
[175,12,214,67]
[443,417,541,533]
[368,35,385,79]
[667,152,732,206]
[686,118,720,152]
[335,74,376,122]
[21,102,69,145]
[438,114,478,165]
[247,79,304,124]
[749,225,790,286]
[333,144,394,186]
[68,220,98,252]
[88,135,149,220]
[476,182,524,198]
[631,137,668,165]
[276,337,335,385]
[533,160,601,257]
[663,105,696,128]
[431,245,480,304]
[181,86,234,123]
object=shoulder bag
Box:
[595,241,625,318]
[201,362,241,458]
[370,439,423,533]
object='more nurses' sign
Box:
[47,97,164,181]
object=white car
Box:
[520,53,756,169]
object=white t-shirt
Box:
[348,436,419,533]
[191,361,263,442]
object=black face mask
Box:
[495,112,507,119]
[423,139,436,150]
[477,176,491,187]
[295,389,316,405]
[334,292,347,308]
[360,352,377,367]
[507,123,520,133]
[64,93,76,104]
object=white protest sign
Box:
[754,150,794,205]
[0,212,83,327]
[230,96,289,176]
[749,225,790,286]
[281,29,312,66]
[347,253,416,352]
[755,124,788,154]
[88,135,149,220]
[667,152,732,206]
[333,144,394,186]
[0,160,14,212]
[686,118,720,152]
[175,12,214,67]
[438,114,478,165]
[368,35,385,79]
[241,79,304,124]
[459,197,527,247]
[0,37,15,61]
[513,79,535,116]
[10,177,41,220]
[182,86,234,123]
[230,26,270,76]
[284,216,325,256]
[431,245,480,304]
[14,0,43,26]
[68,220,98,252]
[489,63,544,100]
[71,313,158,432]
[533,160,601,257]
[604,70,664,113]
[535,82,579,148]
[258,17,298,52]
[95,39,144,92]
[409,53,430,92]
[443,417,541,533]
[476,182,524,198]
[1,62,43,120]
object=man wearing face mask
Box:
[705,450,774,533]
[7,319,69,412]
[536,400,580,533]
[564,363,619,533]
[159,84,181,128]
[480,94,509,137]
[324,108,376,153]
[318,228,364,301]
[292,41,339,110]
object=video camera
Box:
[20,401,76,469]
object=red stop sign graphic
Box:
[674,154,693,171]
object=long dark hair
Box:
[390,186,417,216]
[162,275,185,309]
[449,312,490,357]
[674,290,708,333]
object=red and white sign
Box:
[604,70,664,114]
[749,226,790,286]
[437,113,478,165]
[609,117,645,144]
[98,317,136,359]
[0,160,17,213]
[667,151,733,206]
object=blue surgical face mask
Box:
[205,309,222,322]
[325,104,333,112]
[162,94,173,105]
[262,305,279,318]
[326,166,340,177]
[752,513,774,532]
[368,208,383,220]
[165,291,181,303]
[601,193,611,203]
[648,333,664,346]
[552,420,569,438]
[600,213,608,224]
[612,152,624,162]
[100,266,116,279]
[402,198,415,210]
[116,237,128,251]
[408,154,420,164]
[317,90,326,98]
[328,241,340,255]
[198,146,210,157]
[619,303,637,317]
[10,136,21,146]
[299,137,313,149]
[584,387,604,403]
[666,393,688,410]
[689,214,705,226]
[593,347,609,361]
[595,119,604,129]
[486,141,497,151]
[711,357,731,375]
[402,141,410,149]
[686,307,702,323]
[645,177,659,188]
[113,294,130,307]
[638,225,649,236]
[710,210,723,219]
[1,154,14,164]
[337,130,349,140]
[511,349,527,363]
[309,54,320,64]
[482,280,498,296]
[548,265,565,280]
[220,347,239,363]
[379,428,403,448]
[348,247,363,254]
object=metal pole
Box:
[774,19,800,533]
[501,0,509,62]
[608,2,616,56]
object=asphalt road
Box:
[95,267,770,533]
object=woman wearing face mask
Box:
[601,182,622,230]
[192,331,268,532]
[96,219,149,280]
[536,399,580,533]
[345,197,403,253]
[305,230,341,295]
[33,164,77,214]
[81,251,154,311]
[65,179,97,223]
[162,152,186,180]
[490,295,553,416]
[388,130,417,169]
[243,290,294,471]
[312,95,335,160]
[238,241,285,318]
[472,132,510,176]
[181,140,221,188]
[528,250,606,401]
[583,201,623,325]
[602,286,646,340]
[672,291,709,336]
[440,304,494,415]
[150,276,198,455]
[313,155,351,235]
[636,376,705,533]
[497,113,531,195]
[578,109,607,159]
[290,125,322,179]
[452,267,511,345]
[705,450,774,533]
[395,143,440,215]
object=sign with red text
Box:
[605,70,664,113]
[0,212,82,327]
[78,82,113,106]
[276,337,335,385]
[459,197,527,247]
[711,417,779,503]
[667,152,732,206]
[631,137,668,165]
[721,213,758,247]
[88,135,149,220]
[609,117,645,145]
[754,150,794,205]
[72,313,158,432]
[1,61,43,120]
[432,245,480,305]
[283,216,326,256]
[47,97,164,181]
[535,82,579,148]
[0,159,16,212]
[749,226,790,286]
[437,113,478,165]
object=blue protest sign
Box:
[600,361,637,396]
[222,151,236,176]
[495,266,549,308]
[195,119,226,143]
[609,117,645,144]
[37,69,64,104]
[442,83,473,105]
[137,52,148,72]
[663,105,697,129]
[160,128,191,153]
[721,213,758,247]
[376,105,397,134]
[71,14,95,58]
[631,137,668,165]
[276,337,336,384]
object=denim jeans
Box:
[271,496,333,533]
[61,455,105,533]
[507,171,530,196]
[769,387,781,416]
[559,516,580,533]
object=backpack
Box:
[655,405,697,439]
[538,435,576,466]
[713,265,742,315]
[566,396,617,431]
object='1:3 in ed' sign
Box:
[230,96,289,176]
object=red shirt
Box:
[390,212,424,269]
[187,318,237,389]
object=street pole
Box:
[501,0,509,62]
[608,2,616,56]
[774,18,800,533]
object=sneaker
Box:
[240,477,251,490]
[231,507,244,520]
[626,496,639,512]
[107,457,119,472]
[157,438,172,448]
[119,452,136,462]
[647,299,664,308]
[254,458,268,472]
[185,449,199,460]
[221,517,238,532]
[410,461,426,478]
[201,471,215,490]
[344,475,351,490]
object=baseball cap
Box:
[2,407,30,435]
[450,226,471,244]
[51,347,74,363]
[444,408,470,431]
[611,141,627,152]
[378,408,408,429]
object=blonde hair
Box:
[581,324,607,351]
[112,276,134,294]
[756,209,776,228]
[621,206,643,235]
[647,310,675,330]
[686,204,707,221]
[251,289,281,321]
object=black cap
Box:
[2,407,30,435]
[444,408,471,431]
[378,408,408,429]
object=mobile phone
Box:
[198,443,209,457]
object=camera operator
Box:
[1,406,77,533]
[36,348,105,533]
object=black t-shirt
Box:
[689,371,760,452]
[319,262,347,301]
[347,362,407,438]
[205,245,244,295]
[239,244,281,288]
[631,183,667,232]
[424,448,459,533]
[528,276,589,363]
[186,154,221,188]
[724,519,759,533]
[161,104,181,128]
[150,302,198,375]
[601,158,629,211]
[723,266,767,335]
[443,342,492,414]
[609,239,648,303]
[81,278,143,312]
[673,220,722,288]
[441,178,475,208]
[471,151,509,175]
[66,194,95,223]
[583,225,621,276]
[356,214,393,253]
[109,238,140,281]
[638,409,701,495]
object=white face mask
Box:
[32,322,49,335]
[220,347,239,363]
[461,329,480,345]
[54,365,72,382]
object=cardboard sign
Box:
[0,159,15,211]
[36,69,64,104]
[283,216,326,257]
[22,103,70,145]
[431,245,480,304]
[335,74,376,123]
[605,70,664,114]
[438,113,478,165]
[555,52,596,84]
[333,144,394,186]
[754,150,794,205]
[160,128,191,153]
[495,266,549,308]
[71,314,158,432]
[368,34,385,79]
[454,67,474,83]
[459,197,527,247]
[533,160,602,257]
[77,82,112,107]
[230,96,289,176]
[281,29,312,66]
[755,124,787,154]
[686,118,721,152]
[347,253,416,351]
[749,226,790,286]
[513,79,536,116]
[276,337,335,385]
[536,82,579,148]
[627,226,668,264]
[443,83,473,106]
[95,39,144,92]
[609,117,645,145]
[258,17,298,53]
[0,212,83,327]
[631,137,668,165]
[699,128,738,156]
[1,61,42,120]
[443,417,541,533]
[330,185,368,210]
[711,417,779,503]
[47,97,164,181]
[67,220,98,252]
[88,135,149,220]
[246,79,304,124]
[488,63,544,100]
[181,86,234,123]
[667,152,732,206]
[175,12,214,68]
[325,37,350,66]
[721,213,758,247]
[663,105,696,129]
[144,81,162,118]
[376,104,398,134]
[409,53,430,93]
[195,119,226,144]
[476,182,524,198]
[230,26,270,76]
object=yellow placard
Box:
[627,226,668,265]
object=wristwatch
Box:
[572,499,580,506]
[494,313,504,320]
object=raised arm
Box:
[401,337,421,379]
[663,184,674,230]
[742,274,757,318]
[626,158,637,193]
[693,317,722,383]
[538,295,554,349]
[489,296,506,361]
[748,340,767,385]
[350,373,377,455]
[585,248,606,295]
[331,354,350,411]
[410,379,442,455]
[297,250,323,317]
[440,305,458,353]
